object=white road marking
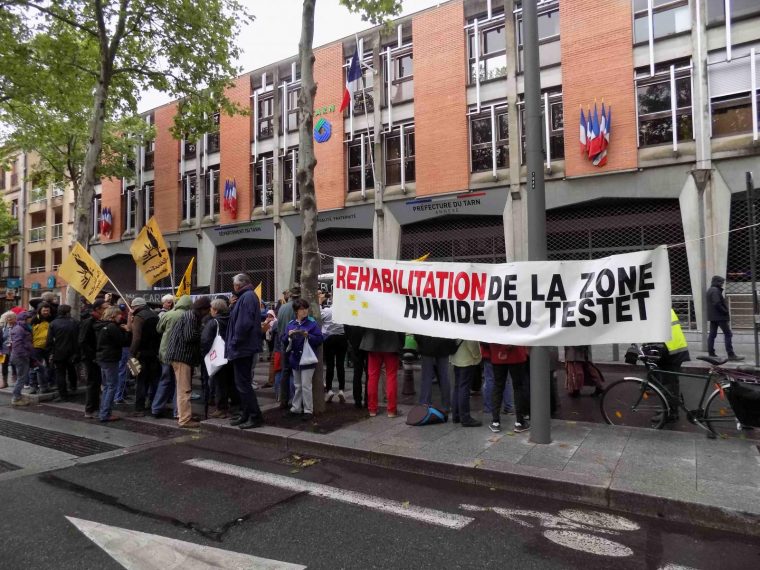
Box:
[543,530,634,557]
[66,516,305,570]
[185,458,474,530]
[557,509,641,531]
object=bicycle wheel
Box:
[703,384,744,439]
[600,378,669,429]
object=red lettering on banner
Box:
[397,269,409,295]
[472,272,486,301]
[370,268,382,292]
[454,272,469,301]
[358,267,370,290]
[381,268,393,292]
[422,272,436,297]
[435,271,448,298]
[336,265,347,289]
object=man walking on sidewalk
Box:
[47,305,80,400]
[226,273,265,429]
[706,275,744,361]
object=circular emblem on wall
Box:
[314,117,332,143]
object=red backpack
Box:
[489,344,528,365]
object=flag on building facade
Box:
[100,207,112,239]
[599,101,608,153]
[579,107,587,156]
[339,48,362,113]
[588,102,601,157]
[58,242,110,303]
[585,108,592,158]
[176,257,195,298]
[229,179,238,218]
[129,216,172,286]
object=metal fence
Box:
[295,229,374,279]
[399,216,507,263]
[215,240,274,300]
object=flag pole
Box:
[107,279,131,310]
[355,33,378,193]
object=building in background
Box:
[0,152,24,310]
[7,0,760,329]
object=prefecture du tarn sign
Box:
[332,247,672,346]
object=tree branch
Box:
[13,1,98,38]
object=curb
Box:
[200,420,760,538]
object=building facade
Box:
[80,0,759,328]
[0,153,23,310]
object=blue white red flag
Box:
[589,102,601,157]
[585,108,593,158]
[579,107,587,156]
[599,101,608,153]
[229,179,238,218]
[339,48,362,113]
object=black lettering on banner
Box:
[597,297,614,324]
[616,295,633,322]
[432,298,449,321]
[639,262,655,291]
[580,272,595,298]
[618,266,637,296]
[456,301,471,322]
[632,291,650,319]
[488,276,502,300]
[595,269,615,298]
[497,302,531,328]
[420,298,432,320]
[547,274,567,301]
[562,300,577,327]
[404,296,418,318]
[545,301,562,328]
[577,298,597,326]
[504,275,518,300]
[473,301,486,325]
[531,275,545,301]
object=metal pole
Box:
[746,171,759,364]
[169,240,179,295]
[524,0,550,444]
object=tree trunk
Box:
[298,0,324,414]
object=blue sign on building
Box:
[6,278,21,289]
[47,275,57,289]
[314,117,332,143]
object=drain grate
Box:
[0,459,21,473]
[0,418,121,457]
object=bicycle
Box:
[599,344,760,439]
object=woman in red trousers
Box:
[359,328,404,417]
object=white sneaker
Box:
[338,390,346,403]
[326,390,335,403]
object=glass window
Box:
[387,50,414,104]
[121,187,137,231]
[283,149,300,203]
[254,153,274,207]
[385,127,415,186]
[470,109,509,172]
[518,92,565,163]
[633,1,690,44]
[347,135,375,192]
[637,67,694,146]
[711,93,759,137]
[469,23,508,84]
[203,169,219,217]
[287,88,300,132]
[143,182,154,221]
[182,174,197,221]
[183,139,196,159]
[346,56,374,114]
[207,112,221,153]
[258,96,274,138]
[516,6,561,71]
[707,0,760,24]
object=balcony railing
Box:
[52,264,60,272]
[0,266,20,279]
[52,223,63,240]
[29,266,46,274]
[29,227,46,243]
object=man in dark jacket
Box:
[275,284,300,408]
[706,275,744,361]
[166,296,211,428]
[128,297,161,416]
[47,305,80,400]
[79,299,109,418]
[344,324,367,409]
[226,273,264,429]
[202,298,238,417]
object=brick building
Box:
[86,0,760,328]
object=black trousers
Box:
[54,360,78,397]
[278,350,292,405]
[492,362,530,424]
[135,355,161,412]
[656,362,682,413]
[349,346,368,407]
[232,355,262,421]
[324,334,348,391]
[214,363,239,410]
[84,360,101,414]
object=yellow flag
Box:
[129,217,172,286]
[176,257,195,298]
[254,282,262,301]
[58,243,110,303]
[413,252,431,262]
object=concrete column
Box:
[374,206,401,261]
[272,68,282,218]
[196,235,216,292]
[275,222,297,293]
[690,0,711,170]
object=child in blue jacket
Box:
[281,298,324,420]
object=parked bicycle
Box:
[600,344,760,438]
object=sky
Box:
[137,0,443,113]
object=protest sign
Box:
[130,217,172,286]
[332,247,672,346]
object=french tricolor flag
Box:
[339,49,362,113]
[579,107,587,156]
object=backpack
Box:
[415,334,461,357]
[139,312,160,354]
[726,381,760,428]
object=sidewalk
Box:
[202,406,760,538]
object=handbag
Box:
[204,321,228,377]
[299,338,318,366]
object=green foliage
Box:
[339,0,403,25]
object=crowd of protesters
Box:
[1,276,608,434]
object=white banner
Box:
[332,247,672,346]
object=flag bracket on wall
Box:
[579,101,612,168]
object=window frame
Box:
[347,132,375,195]
[515,2,561,72]
[635,61,694,148]
[121,185,137,233]
[517,90,565,166]
[632,0,691,46]
[384,125,415,187]
[467,18,507,85]
[203,168,219,219]
[254,153,275,211]
[257,95,275,139]
[182,173,197,222]
[468,104,509,174]
[282,148,300,205]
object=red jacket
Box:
[489,344,528,365]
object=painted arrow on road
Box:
[66,516,306,569]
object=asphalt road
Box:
[1,432,758,569]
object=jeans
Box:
[115,347,130,401]
[292,367,316,414]
[492,362,530,424]
[134,355,160,412]
[54,360,77,397]
[419,355,451,411]
[349,346,367,408]
[171,362,193,426]
[452,365,476,422]
[11,357,29,400]
[98,361,120,421]
[30,348,50,389]
[324,334,348,391]
[152,363,177,417]
[367,352,399,415]
[708,320,735,356]
[232,355,262,421]
[84,360,101,414]
[482,360,514,414]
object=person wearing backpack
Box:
[127,297,161,416]
[414,334,458,414]
[489,344,530,433]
